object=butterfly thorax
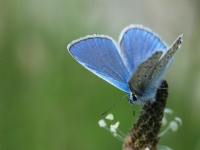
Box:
[128,82,159,105]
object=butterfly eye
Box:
[128,94,138,104]
[133,95,137,101]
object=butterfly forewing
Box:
[119,25,167,76]
[68,35,130,93]
[148,35,183,85]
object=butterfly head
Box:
[128,94,138,104]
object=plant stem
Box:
[123,80,168,150]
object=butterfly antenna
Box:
[99,94,129,116]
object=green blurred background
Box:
[2,1,200,150]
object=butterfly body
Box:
[67,24,183,104]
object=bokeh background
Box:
[2,1,200,150]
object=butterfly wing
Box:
[128,51,163,95]
[118,24,167,77]
[67,35,130,93]
[129,34,183,101]
[148,34,183,86]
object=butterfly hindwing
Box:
[128,51,163,96]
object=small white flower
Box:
[98,119,107,127]
[105,113,114,120]
[98,113,125,142]
[113,132,117,137]
[145,147,150,150]
[169,121,178,132]
[159,108,182,138]
[164,108,173,114]
[162,116,167,126]
[175,117,182,126]
[110,121,120,132]
[112,121,120,128]
[110,126,116,132]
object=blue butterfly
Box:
[67,24,182,104]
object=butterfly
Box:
[67,24,183,105]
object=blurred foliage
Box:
[1,1,200,150]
